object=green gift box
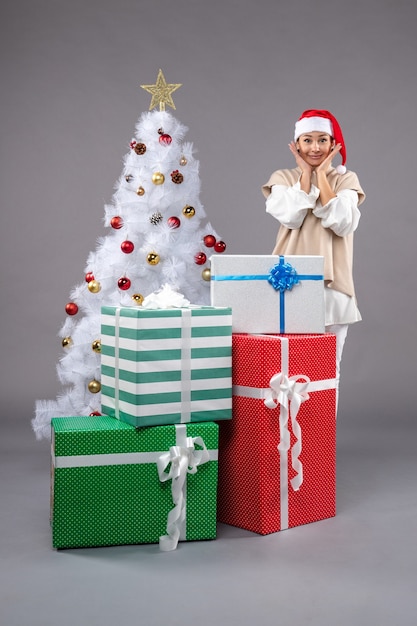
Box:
[100,305,233,428]
[51,415,219,550]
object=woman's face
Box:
[296,132,334,167]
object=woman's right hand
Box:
[289,141,312,174]
[289,141,312,193]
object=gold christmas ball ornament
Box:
[132,293,144,305]
[182,204,195,218]
[91,339,102,353]
[147,252,160,265]
[87,280,101,293]
[136,186,145,196]
[88,379,101,394]
[179,156,188,166]
[62,336,72,348]
[202,267,211,281]
[152,171,165,185]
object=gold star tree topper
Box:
[141,69,182,111]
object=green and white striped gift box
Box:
[100,305,232,428]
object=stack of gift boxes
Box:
[50,255,337,551]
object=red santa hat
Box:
[294,109,347,174]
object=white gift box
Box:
[210,255,325,334]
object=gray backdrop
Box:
[1,2,417,625]
[1,0,416,422]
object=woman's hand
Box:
[288,141,312,175]
[315,143,342,205]
[289,141,312,193]
[316,143,342,174]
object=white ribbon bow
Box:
[141,283,191,309]
[157,435,210,551]
[264,372,310,491]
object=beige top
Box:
[262,167,365,298]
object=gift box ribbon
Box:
[157,424,212,551]
[113,306,193,423]
[233,336,336,530]
[211,255,323,333]
[53,424,217,551]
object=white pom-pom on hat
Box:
[295,109,347,173]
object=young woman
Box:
[262,109,366,408]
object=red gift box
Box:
[217,333,337,535]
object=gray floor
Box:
[1,410,416,626]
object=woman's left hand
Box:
[316,143,342,174]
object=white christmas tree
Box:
[33,70,227,440]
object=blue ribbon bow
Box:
[267,260,300,293]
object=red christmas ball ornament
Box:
[85,271,95,283]
[159,133,172,146]
[194,252,207,265]
[214,240,226,253]
[89,411,101,417]
[121,240,134,254]
[118,276,131,290]
[65,302,78,316]
[203,234,216,248]
[110,216,123,229]
[167,216,181,229]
